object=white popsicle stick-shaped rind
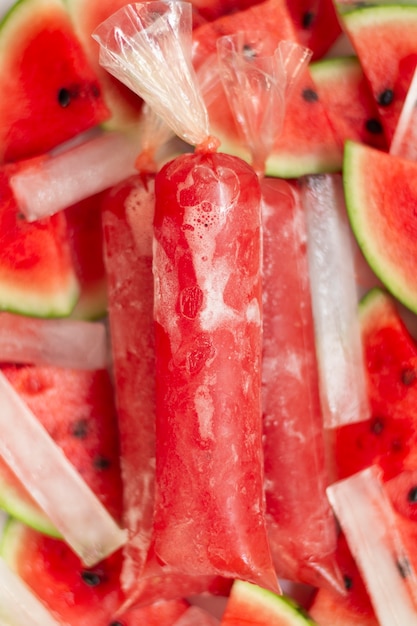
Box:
[302,173,370,428]
[327,466,417,626]
[0,372,126,566]
[10,131,138,221]
[0,314,108,370]
[0,557,62,626]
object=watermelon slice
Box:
[340,4,417,143]
[220,580,318,625]
[310,56,388,150]
[0,0,110,164]
[65,191,108,320]
[0,167,80,318]
[309,533,379,626]
[343,140,417,314]
[66,0,144,131]
[333,287,417,482]
[192,0,343,177]
[284,0,342,59]
[0,365,123,536]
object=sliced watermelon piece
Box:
[220,580,318,625]
[0,365,123,536]
[309,533,378,626]
[0,0,110,163]
[65,191,108,320]
[192,0,343,177]
[0,518,124,625]
[343,140,417,313]
[333,287,417,482]
[0,167,79,318]
[310,56,388,150]
[340,5,417,143]
[284,0,342,59]
[66,0,144,131]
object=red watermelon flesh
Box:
[310,56,388,151]
[66,0,144,131]
[0,365,123,534]
[1,519,124,625]
[284,0,342,59]
[333,288,417,483]
[65,191,108,321]
[308,533,378,626]
[0,0,110,163]
[192,0,343,178]
[340,5,417,143]
[0,167,80,318]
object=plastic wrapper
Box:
[94,1,277,590]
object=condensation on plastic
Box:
[92,2,210,148]
[217,33,312,174]
[328,466,417,626]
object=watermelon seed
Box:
[302,88,318,103]
[407,486,417,503]
[397,557,412,578]
[365,118,383,135]
[370,416,384,435]
[71,418,89,439]
[109,622,124,626]
[343,574,353,590]
[81,569,105,586]
[57,88,72,108]
[301,11,315,29]
[243,44,257,60]
[401,367,416,386]
[377,89,394,107]
[93,455,111,470]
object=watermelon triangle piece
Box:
[0,0,110,163]
[340,5,417,143]
[193,0,343,177]
[220,580,318,625]
[343,140,417,314]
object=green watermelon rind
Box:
[225,580,319,625]
[0,517,26,566]
[343,140,417,314]
[0,475,60,539]
[215,132,342,179]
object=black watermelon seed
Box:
[243,44,257,59]
[365,118,383,134]
[93,455,111,470]
[57,87,72,108]
[302,10,315,28]
[377,89,394,107]
[397,557,411,578]
[370,416,384,435]
[91,83,101,98]
[81,570,103,586]
[302,88,319,103]
[71,419,89,439]
[343,574,353,590]
[407,486,417,503]
[109,622,124,626]
[401,367,416,386]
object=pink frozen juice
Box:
[152,149,277,590]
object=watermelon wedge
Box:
[340,4,417,143]
[0,365,123,536]
[333,287,417,482]
[0,168,80,318]
[343,140,417,314]
[220,580,318,625]
[0,0,110,163]
[192,0,343,177]
[310,56,388,150]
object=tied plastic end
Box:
[195,135,221,154]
